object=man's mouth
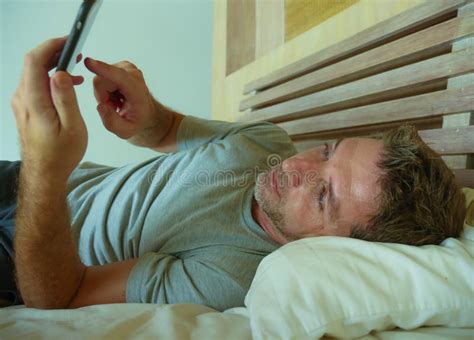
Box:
[271,168,280,197]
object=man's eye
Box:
[318,185,327,211]
[323,143,330,160]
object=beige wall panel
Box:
[256,0,285,59]
[226,0,256,75]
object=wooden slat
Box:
[442,2,474,169]
[453,169,474,188]
[242,79,448,123]
[239,47,474,123]
[290,117,443,153]
[443,112,474,168]
[418,126,474,155]
[240,14,474,111]
[243,0,467,94]
[278,85,474,137]
[292,125,474,156]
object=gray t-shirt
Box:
[66,116,296,311]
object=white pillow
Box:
[245,188,474,339]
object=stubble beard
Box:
[254,171,297,242]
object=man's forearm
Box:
[128,99,184,153]
[15,165,85,309]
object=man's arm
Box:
[14,165,83,308]
[15,165,138,308]
[11,37,138,309]
[67,259,138,308]
[129,99,184,153]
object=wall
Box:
[212,0,426,122]
[225,0,358,77]
[1,0,213,166]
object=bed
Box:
[1,1,474,338]
[1,194,474,339]
[1,193,473,339]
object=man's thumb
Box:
[51,71,82,128]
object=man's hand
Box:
[84,57,158,140]
[11,36,87,182]
[84,58,183,152]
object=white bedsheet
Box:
[0,304,250,339]
[1,303,473,339]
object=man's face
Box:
[254,137,384,245]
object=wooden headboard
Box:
[238,0,474,188]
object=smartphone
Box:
[56,0,103,73]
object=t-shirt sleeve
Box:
[176,116,296,156]
[126,251,259,311]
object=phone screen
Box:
[56,0,102,73]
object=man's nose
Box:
[281,157,316,187]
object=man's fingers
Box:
[24,58,54,118]
[97,103,135,139]
[28,36,68,68]
[93,76,118,103]
[47,52,82,71]
[24,36,68,116]
[84,58,132,96]
[47,52,61,70]
[115,60,138,71]
[50,71,82,128]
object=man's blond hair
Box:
[350,125,466,246]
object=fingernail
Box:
[54,73,69,88]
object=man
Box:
[0,38,466,310]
